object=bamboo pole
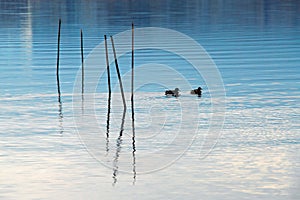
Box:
[131,23,134,119]
[131,23,136,184]
[110,36,126,110]
[104,35,111,97]
[104,35,112,138]
[56,18,61,103]
[56,18,63,134]
[80,29,84,96]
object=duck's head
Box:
[175,88,179,92]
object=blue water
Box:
[0,1,299,200]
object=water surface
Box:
[0,1,299,199]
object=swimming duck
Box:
[191,87,202,97]
[165,88,180,97]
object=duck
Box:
[191,87,202,97]
[165,88,180,97]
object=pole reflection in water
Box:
[132,119,136,185]
[105,98,111,155]
[81,94,84,115]
[58,100,64,134]
[112,109,126,186]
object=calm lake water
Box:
[0,0,299,199]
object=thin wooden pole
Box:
[120,108,126,136]
[110,36,126,110]
[131,23,135,120]
[80,29,84,96]
[131,22,136,184]
[104,35,111,97]
[56,18,61,103]
[56,19,63,134]
[104,35,112,138]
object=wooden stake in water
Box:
[110,36,126,110]
[104,35,111,97]
[131,23,135,120]
[104,35,112,138]
[131,22,136,184]
[56,18,62,103]
[80,29,84,96]
[56,19,63,134]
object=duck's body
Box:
[191,87,202,96]
[165,88,180,97]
